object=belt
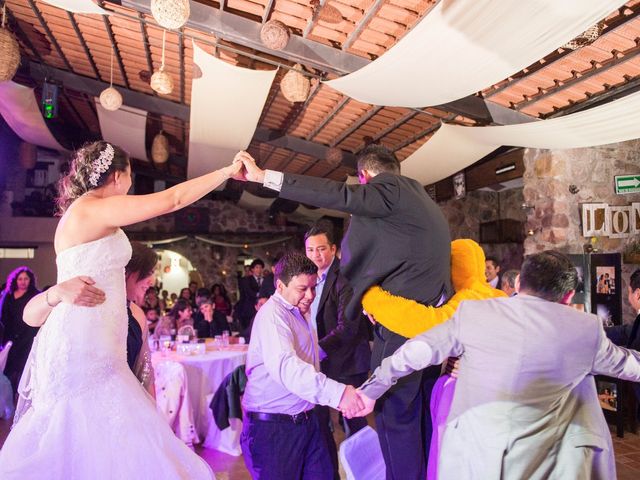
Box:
[247,410,314,425]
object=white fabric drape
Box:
[0,82,66,151]
[188,44,277,179]
[41,0,110,15]
[402,90,640,185]
[95,101,149,161]
[325,0,625,107]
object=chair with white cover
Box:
[154,360,199,446]
[0,341,12,373]
[0,341,14,419]
[338,426,386,480]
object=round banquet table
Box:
[152,346,248,455]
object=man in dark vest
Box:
[235,146,451,480]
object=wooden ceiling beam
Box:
[27,0,73,71]
[25,61,352,166]
[120,0,532,125]
[486,4,640,99]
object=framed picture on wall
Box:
[567,254,589,312]
[597,379,618,412]
[589,253,622,326]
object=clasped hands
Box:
[224,151,265,183]
[337,386,375,419]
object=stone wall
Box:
[522,141,640,321]
[126,198,304,299]
[438,188,526,271]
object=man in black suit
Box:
[236,146,451,480]
[235,259,265,331]
[304,223,371,479]
[606,268,640,404]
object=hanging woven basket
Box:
[260,20,290,51]
[151,67,174,95]
[151,0,190,30]
[19,142,37,169]
[280,64,310,103]
[562,22,603,50]
[326,147,343,167]
[0,27,20,82]
[99,86,123,111]
[152,132,170,163]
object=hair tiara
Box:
[88,143,114,187]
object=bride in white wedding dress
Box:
[0,141,243,479]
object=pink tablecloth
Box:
[152,347,247,455]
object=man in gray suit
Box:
[354,251,640,479]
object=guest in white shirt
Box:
[241,252,364,479]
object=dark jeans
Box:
[372,325,440,480]
[316,372,369,480]
[241,411,333,480]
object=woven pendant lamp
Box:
[260,20,289,51]
[151,0,190,30]
[151,131,170,163]
[151,30,174,95]
[280,64,310,103]
[0,4,20,82]
[99,49,122,111]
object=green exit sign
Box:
[615,175,640,194]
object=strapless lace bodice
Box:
[34,229,132,407]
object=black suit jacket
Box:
[316,258,371,379]
[280,172,452,323]
[235,276,262,325]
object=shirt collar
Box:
[272,292,296,312]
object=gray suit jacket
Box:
[361,295,640,479]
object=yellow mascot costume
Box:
[362,238,507,338]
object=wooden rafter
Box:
[486,4,640,99]
[67,11,101,80]
[306,97,350,141]
[27,0,73,71]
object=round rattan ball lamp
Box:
[151,0,190,30]
[99,86,123,111]
[0,10,20,82]
[150,30,174,95]
[280,64,310,103]
[260,20,289,51]
[151,132,170,164]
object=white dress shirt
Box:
[242,292,345,414]
[263,169,285,191]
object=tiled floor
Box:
[1,414,639,479]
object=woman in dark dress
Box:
[124,242,158,397]
[0,267,40,393]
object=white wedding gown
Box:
[0,230,214,479]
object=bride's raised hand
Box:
[234,151,265,183]
[224,157,246,182]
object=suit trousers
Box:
[240,411,333,480]
[315,372,369,480]
[372,325,440,480]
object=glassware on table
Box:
[222,330,230,348]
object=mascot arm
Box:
[362,287,461,338]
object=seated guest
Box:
[211,283,232,316]
[143,286,161,313]
[145,308,159,334]
[194,288,212,308]
[169,299,194,331]
[354,251,640,480]
[179,287,192,304]
[0,267,40,393]
[241,252,363,479]
[500,269,519,297]
[194,300,228,338]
